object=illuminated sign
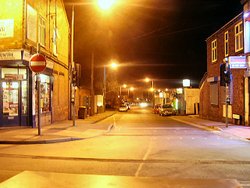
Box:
[0,19,14,38]
[183,79,191,87]
[0,51,22,60]
[229,56,247,69]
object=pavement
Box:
[0,111,116,144]
[171,115,250,141]
[1,111,250,144]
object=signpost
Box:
[29,53,46,135]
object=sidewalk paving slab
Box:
[0,111,116,144]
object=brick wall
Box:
[200,13,246,124]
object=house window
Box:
[224,31,229,57]
[38,16,46,46]
[235,21,243,52]
[53,27,58,56]
[210,82,218,105]
[211,39,217,63]
[27,4,37,42]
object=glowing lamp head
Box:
[97,0,116,11]
[145,77,150,82]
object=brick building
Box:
[0,0,70,127]
[200,13,246,124]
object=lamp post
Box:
[145,77,154,105]
[66,0,117,121]
[119,84,127,97]
[103,60,118,111]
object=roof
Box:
[206,12,243,41]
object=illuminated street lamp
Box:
[66,0,117,124]
[103,61,119,110]
[97,0,116,11]
[128,86,135,99]
[119,84,127,96]
[145,77,154,89]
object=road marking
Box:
[135,137,153,177]
[239,181,250,187]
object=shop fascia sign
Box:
[228,56,247,69]
[0,50,22,60]
[0,19,14,38]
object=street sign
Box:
[29,53,46,73]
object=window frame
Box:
[211,39,217,63]
[235,21,243,52]
[224,31,229,57]
[38,16,46,47]
[210,82,219,105]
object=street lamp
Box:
[103,61,119,110]
[97,0,116,11]
[145,77,154,89]
[66,1,117,120]
[119,84,127,96]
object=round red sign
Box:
[29,54,47,73]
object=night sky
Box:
[64,0,243,89]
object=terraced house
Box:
[200,0,250,126]
[0,0,70,127]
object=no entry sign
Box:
[29,54,46,73]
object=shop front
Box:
[0,67,30,127]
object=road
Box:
[0,106,250,186]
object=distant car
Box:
[153,104,162,114]
[159,104,177,116]
[118,104,128,112]
[124,102,130,110]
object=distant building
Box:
[200,13,247,124]
[0,0,70,127]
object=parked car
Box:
[159,104,177,116]
[118,104,129,112]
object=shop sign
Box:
[0,50,22,60]
[229,56,247,69]
[23,50,31,61]
[4,74,23,80]
[0,19,14,38]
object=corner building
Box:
[200,13,246,124]
[0,0,70,127]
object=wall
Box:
[200,13,246,123]
[0,0,23,50]
[184,88,200,114]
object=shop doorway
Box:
[0,81,20,126]
[0,80,28,126]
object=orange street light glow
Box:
[110,61,118,69]
[145,77,150,82]
[97,0,116,10]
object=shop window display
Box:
[2,81,19,116]
[40,75,51,113]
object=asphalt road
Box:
[0,106,250,186]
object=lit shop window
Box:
[22,81,28,115]
[1,68,27,79]
[211,39,217,63]
[224,31,229,57]
[235,21,243,52]
[2,81,19,116]
[40,74,51,113]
